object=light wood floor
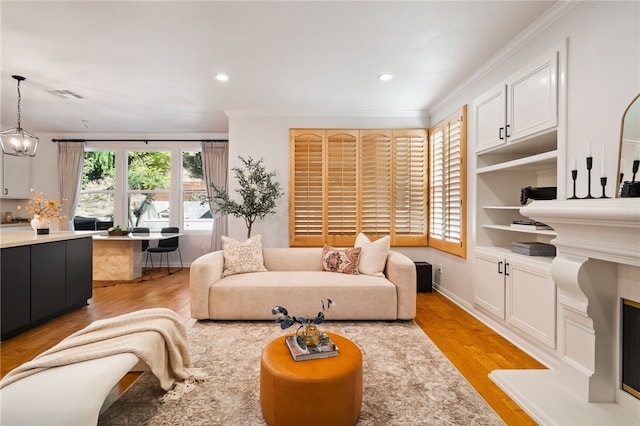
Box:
[0,269,545,425]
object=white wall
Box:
[227,2,640,308]
[430,1,639,306]
[226,113,429,247]
[15,2,639,300]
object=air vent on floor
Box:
[47,89,84,99]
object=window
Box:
[127,150,171,231]
[76,144,222,232]
[289,128,427,247]
[182,150,212,230]
[76,150,115,223]
[429,105,467,257]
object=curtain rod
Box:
[51,138,228,143]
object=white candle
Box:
[621,159,626,174]
[601,143,606,177]
[572,156,577,171]
[586,142,592,158]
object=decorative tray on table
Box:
[107,226,130,236]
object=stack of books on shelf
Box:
[285,332,339,361]
[511,241,557,257]
[510,220,553,231]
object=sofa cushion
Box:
[354,233,390,277]
[209,271,397,320]
[321,245,361,274]
[221,234,268,277]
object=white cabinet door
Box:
[474,84,507,153]
[474,249,506,319]
[474,49,558,154]
[506,51,558,142]
[1,155,30,198]
[507,257,556,348]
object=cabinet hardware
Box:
[4,188,7,196]
[499,127,504,140]
[498,261,503,274]
[505,262,510,276]
[506,124,511,138]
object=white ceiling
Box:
[1,1,556,134]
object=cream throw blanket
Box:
[0,308,205,398]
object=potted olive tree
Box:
[209,156,284,239]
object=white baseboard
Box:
[432,284,561,369]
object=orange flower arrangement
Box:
[18,189,65,220]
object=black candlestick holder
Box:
[569,169,579,199]
[600,177,609,198]
[633,160,639,183]
[584,156,594,199]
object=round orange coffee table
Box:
[260,332,362,426]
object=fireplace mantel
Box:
[522,199,640,267]
[490,198,640,425]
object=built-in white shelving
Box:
[477,150,557,174]
[482,224,557,236]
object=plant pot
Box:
[31,215,50,234]
[300,324,321,346]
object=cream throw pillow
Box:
[221,234,268,277]
[355,233,390,277]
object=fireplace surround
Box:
[622,299,640,400]
[490,198,640,425]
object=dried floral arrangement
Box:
[18,189,65,220]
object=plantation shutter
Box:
[326,131,358,246]
[429,128,445,240]
[446,119,463,243]
[393,129,428,245]
[289,129,324,246]
[429,106,467,257]
[290,128,429,247]
[360,131,392,237]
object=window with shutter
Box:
[289,130,324,246]
[393,129,428,246]
[429,105,467,257]
[326,131,358,246]
[290,128,429,247]
[360,131,392,237]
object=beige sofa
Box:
[190,247,417,321]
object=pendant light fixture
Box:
[0,75,39,157]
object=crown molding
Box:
[429,0,580,115]
[225,109,429,119]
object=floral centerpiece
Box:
[18,189,65,234]
[272,299,334,346]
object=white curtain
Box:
[57,142,85,230]
[201,141,229,251]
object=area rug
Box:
[99,320,503,425]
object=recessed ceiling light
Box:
[378,73,394,81]
[215,73,229,82]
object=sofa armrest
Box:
[189,250,224,319]
[385,251,417,320]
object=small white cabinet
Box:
[474,247,556,349]
[0,154,30,199]
[474,249,507,320]
[475,84,508,152]
[475,49,558,153]
[507,256,556,349]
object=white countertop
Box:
[0,231,106,249]
[93,232,183,241]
